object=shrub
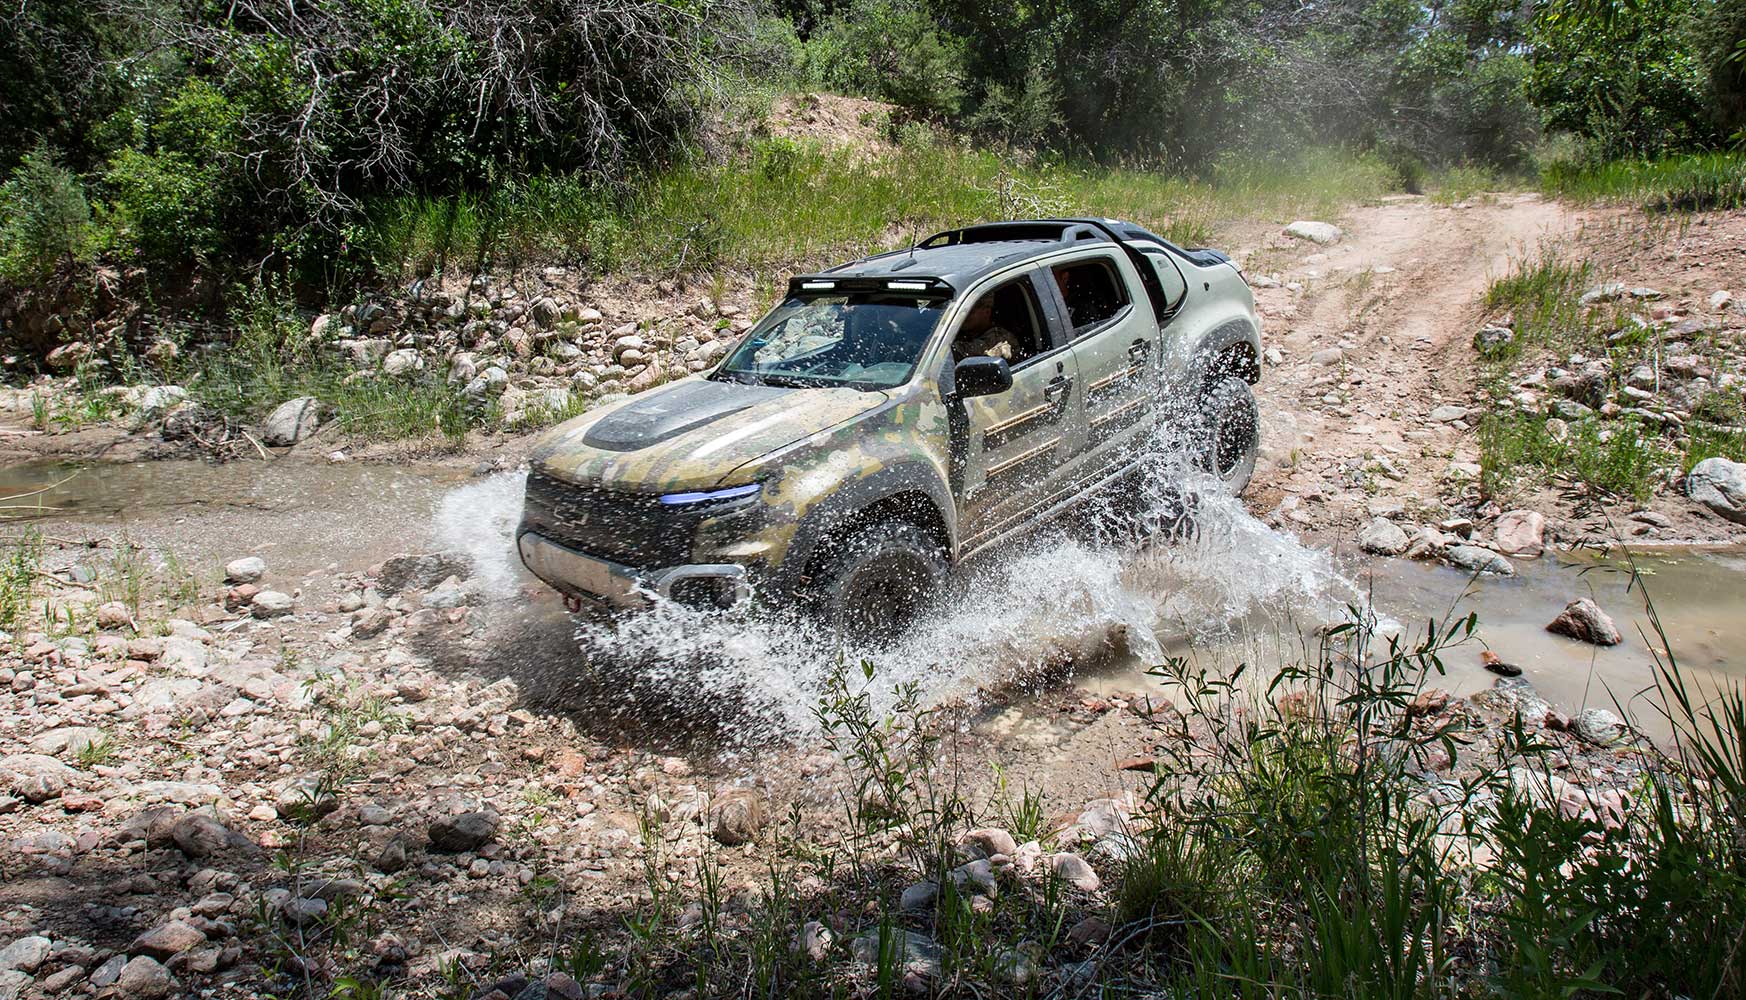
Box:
[0,147,94,285]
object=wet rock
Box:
[707,788,764,846]
[959,827,1017,859]
[262,397,321,447]
[250,590,293,618]
[131,920,205,960]
[114,956,173,998]
[899,881,938,912]
[0,936,50,973]
[1546,598,1622,646]
[1444,545,1514,576]
[1686,457,1746,524]
[1481,651,1523,678]
[1493,510,1546,557]
[3,753,77,802]
[171,812,248,858]
[1284,221,1342,245]
[377,552,475,595]
[224,557,267,584]
[1575,708,1626,746]
[429,810,498,852]
[1359,517,1410,556]
[1047,852,1100,892]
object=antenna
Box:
[908,218,917,259]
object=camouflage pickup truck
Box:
[518,218,1261,636]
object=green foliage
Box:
[1478,413,1673,501]
[804,0,966,118]
[1541,150,1746,210]
[1528,0,1724,158]
[0,529,44,630]
[0,148,94,284]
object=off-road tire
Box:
[812,521,946,644]
[1196,375,1259,495]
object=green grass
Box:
[1542,150,1746,211]
[1684,390,1746,471]
[1480,247,1599,361]
[360,139,1403,282]
[1479,412,1673,502]
[1428,162,1505,206]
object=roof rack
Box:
[917,220,1109,249]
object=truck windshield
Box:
[714,292,945,390]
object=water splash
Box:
[433,471,529,598]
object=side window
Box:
[1051,258,1129,333]
[1144,250,1189,314]
[951,277,1049,366]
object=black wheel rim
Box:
[840,554,930,641]
[1213,391,1258,478]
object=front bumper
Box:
[516,531,754,609]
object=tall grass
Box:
[1478,413,1673,501]
[359,140,1403,282]
[1480,247,1598,361]
[1542,150,1746,211]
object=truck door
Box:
[952,269,1079,550]
[1046,252,1160,483]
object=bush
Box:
[0,147,94,285]
[805,0,966,118]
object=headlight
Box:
[658,483,761,513]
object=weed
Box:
[75,732,118,767]
[0,529,43,630]
[1543,150,1746,212]
[1479,413,1673,502]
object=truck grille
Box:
[519,470,698,568]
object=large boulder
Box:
[1284,220,1343,245]
[1546,598,1622,646]
[261,397,321,447]
[1444,545,1514,576]
[1687,457,1746,524]
[1493,510,1547,557]
[1359,517,1410,556]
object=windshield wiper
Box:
[756,373,834,388]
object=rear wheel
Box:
[812,521,946,645]
[1195,375,1259,495]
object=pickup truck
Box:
[518,218,1262,638]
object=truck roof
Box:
[790,218,1225,298]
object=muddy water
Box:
[5,457,1743,746]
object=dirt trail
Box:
[1242,193,1608,537]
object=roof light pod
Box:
[800,280,836,291]
[886,280,930,291]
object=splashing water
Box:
[433,447,1354,746]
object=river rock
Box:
[377,552,474,595]
[171,812,247,857]
[1047,852,1100,892]
[429,810,498,852]
[3,753,77,802]
[1686,457,1746,524]
[131,920,205,960]
[224,556,267,584]
[959,827,1018,859]
[1493,510,1547,557]
[1359,517,1410,555]
[1574,708,1626,746]
[0,936,50,973]
[262,397,321,447]
[250,591,293,618]
[1546,598,1622,646]
[1284,221,1343,245]
[1444,545,1514,576]
[707,789,765,846]
[114,956,173,998]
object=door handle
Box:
[1043,376,1073,408]
[1128,339,1152,362]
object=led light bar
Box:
[800,280,836,291]
[658,483,761,506]
[887,280,930,291]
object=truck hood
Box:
[528,377,890,492]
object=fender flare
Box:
[772,460,957,593]
[1181,318,1262,389]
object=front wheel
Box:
[811,521,946,645]
[1195,375,1259,495]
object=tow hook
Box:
[562,594,584,613]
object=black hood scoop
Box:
[581,379,792,452]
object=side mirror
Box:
[953,356,1013,399]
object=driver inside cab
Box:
[952,293,1017,362]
